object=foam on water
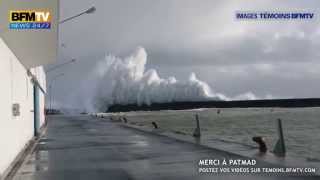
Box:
[88,47,271,112]
[92,47,225,111]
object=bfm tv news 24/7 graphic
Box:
[9,10,51,29]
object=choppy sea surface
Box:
[119,107,320,161]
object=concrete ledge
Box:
[120,123,255,159]
[1,125,47,180]
[120,123,268,158]
[115,121,319,175]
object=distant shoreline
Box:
[107,98,320,112]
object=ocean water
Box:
[120,107,320,161]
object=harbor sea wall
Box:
[107,98,320,112]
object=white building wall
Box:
[0,38,46,177]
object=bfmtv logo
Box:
[10,11,51,22]
[9,10,51,29]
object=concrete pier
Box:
[10,115,318,180]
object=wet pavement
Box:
[11,115,319,180]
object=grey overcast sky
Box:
[47,0,320,108]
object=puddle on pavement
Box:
[133,140,149,147]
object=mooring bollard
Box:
[123,117,128,123]
[273,118,286,156]
[152,121,158,129]
[193,114,201,138]
[252,136,267,153]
